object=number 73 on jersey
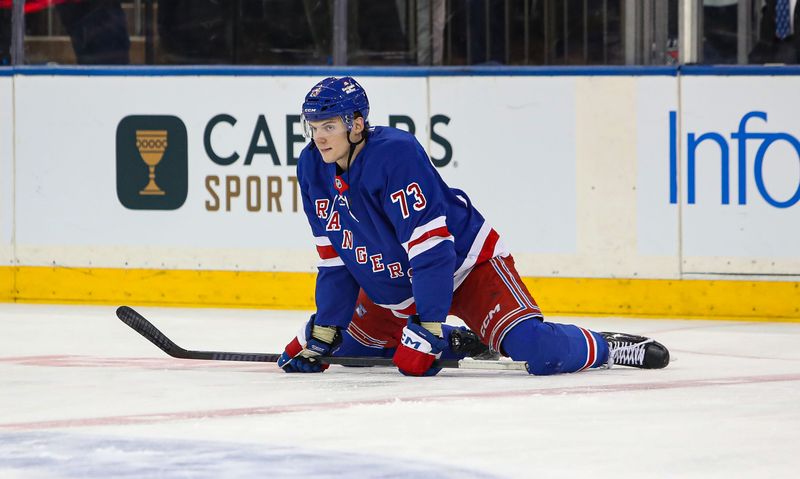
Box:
[390,182,427,219]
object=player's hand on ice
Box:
[277,314,341,373]
[393,315,447,376]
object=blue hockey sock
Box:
[331,330,395,358]
[501,319,609,375]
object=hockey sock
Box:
[501,319,609,375]
[331,330,395,359]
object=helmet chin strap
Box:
[344,128,366,172]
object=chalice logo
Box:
[136,130,168,195]
[116,115,187,210]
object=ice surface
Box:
[1,304,799,478]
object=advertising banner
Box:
[427,75,680,279]
[635,76,681,278]
[13,76,432,271]
[678,76,800,275]
[0,76,13,267]
[9,72,798,279]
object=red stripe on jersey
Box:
[407,226,451,252]
[579,327,596,370]
[316,244,339,260]
[475,228,500,266]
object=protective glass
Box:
[302,115,348,139]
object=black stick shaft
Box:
[116,306,462,368]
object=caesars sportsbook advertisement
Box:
[4,74,800,279]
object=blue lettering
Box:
[754,133,800,208]
[730,111,768,204]
[687,132,729,205]
[669,111,678,204]
[672,110,800,208]
[403,335,422,349]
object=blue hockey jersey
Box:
[297,126,507,328]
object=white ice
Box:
[1,304,799,478]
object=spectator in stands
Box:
[749,0,799,63]
[0,0,133,64]
[57,0,130,64]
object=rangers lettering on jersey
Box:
[297,126,507,328]
[315,199,329,218]
[326,211,341,231]
[342,230,353,249]
[370,254,384,272]
[388,262,404,278]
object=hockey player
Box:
[277,76,670,376]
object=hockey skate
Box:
[449,328,500,360]
[601,332,670,369]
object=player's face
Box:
[308,118,349,165]
[308,117,365,169]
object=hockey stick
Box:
[116,306,528,371]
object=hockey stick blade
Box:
[117,305,280,362]
[116,306,527,371]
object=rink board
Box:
[0,76,12,297]
[6,265,799,320]
[0,67,798,319]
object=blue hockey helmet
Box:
[301,77,370,138]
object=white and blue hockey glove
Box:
[393,315,448,377]
[277,314,340,373]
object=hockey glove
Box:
[277,314,341,373]
[393,315,448,377]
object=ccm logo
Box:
[402,333,422,349]
[480,304,501,336]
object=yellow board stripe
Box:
[6,266,315,309]
[521,277,800,321]
[1,266,798,321]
